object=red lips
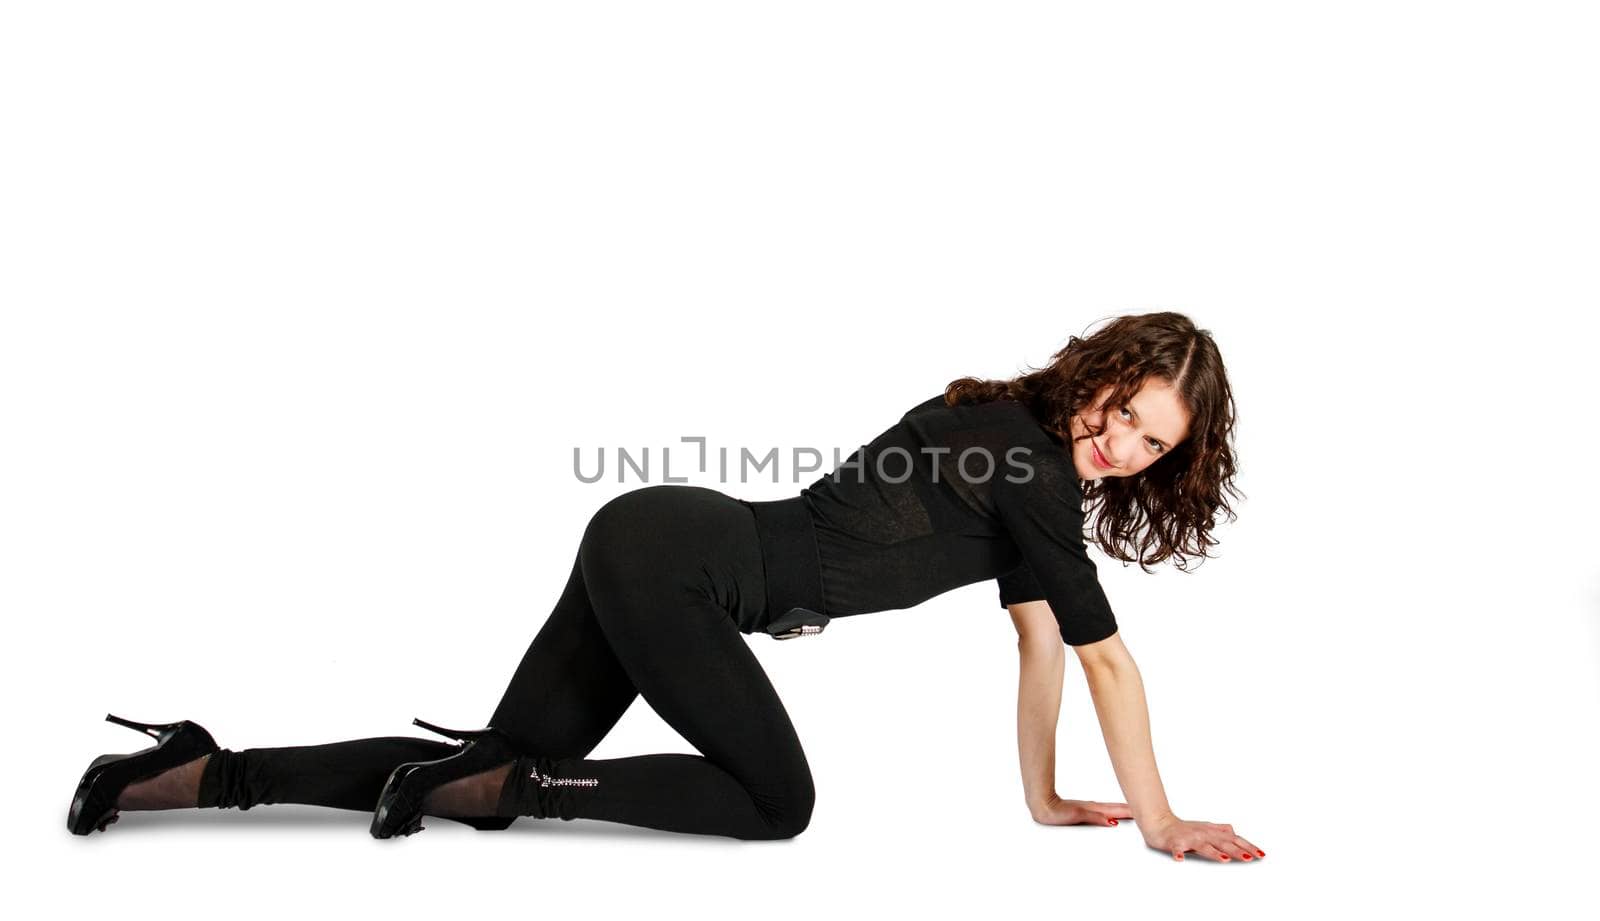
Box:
[1091,441,1114,469]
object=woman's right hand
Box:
[1141,812,1265,862]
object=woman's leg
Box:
[486,552,639,761]
[488,486,816,840]
[174,549,633,816]
[128,486,816,840]
[192,737,457,812]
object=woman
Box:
[67,310,1264,863]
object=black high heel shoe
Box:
[370,718,520,838]
[68,714,220,835]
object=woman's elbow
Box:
[1008,600,1060,649]
[1071,629,1131,673]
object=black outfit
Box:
[196,394,1116,838]
[804,393,1117,645]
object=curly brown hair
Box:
[942,311,1241,573]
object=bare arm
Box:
[1012,602,1065,815]
[1072,631,1174,824]
[1074,631,1266,862]
[1009,600,1131,827]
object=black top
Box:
[800,393,1118,647]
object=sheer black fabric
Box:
[802,394,1118,647]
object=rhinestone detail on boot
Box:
[531,767,599,788]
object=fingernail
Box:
[1108,819,1117,825]
[1257,850,1266,857]
[1241,854,1252,860]
[1220,855,1230,861]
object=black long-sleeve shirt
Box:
[800,393,1118,646]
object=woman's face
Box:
[1067,378,1192,480]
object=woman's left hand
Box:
[1030,793,1133,827]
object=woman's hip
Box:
[578,485,770,632]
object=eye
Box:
[1121,406,1163,453]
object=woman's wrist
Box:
[1027,790,1061,816]
[1136,808,1178,831]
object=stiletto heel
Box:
[68,713,220,836]
[370,720,521,838]
[104,714,188,738]
[411,720,518,826]
[411,718,499,744]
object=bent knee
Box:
[763,813,812,840]
[757,782,816,840]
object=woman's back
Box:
[802,393,1118,647]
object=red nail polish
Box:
[1257,850,1266,857]
[1241,854,1252,860]
[1220,856,1230,861]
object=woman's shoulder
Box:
[902,392,1055,442]
[900,392,950,418]
[901,392,1032,422]
[898,393,1078,490]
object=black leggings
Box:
[195,485,816,840]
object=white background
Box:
[4,1,1597,917]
